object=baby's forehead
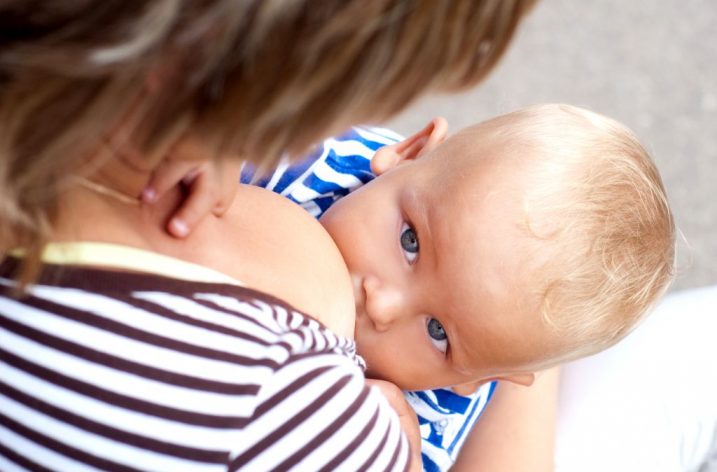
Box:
[428,132,540,182]
[424,155,538,226]
[429,224,569,369]
[453,309,567,375]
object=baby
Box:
[149,103,675,470]
[240,103,675,469]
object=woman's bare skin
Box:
[55,181,355,338]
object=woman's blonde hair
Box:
[0,0,536,278]
[477,104,675,361]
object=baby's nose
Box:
[363,276,409,332]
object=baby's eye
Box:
[400,222,419,263]
[426,318,448,353]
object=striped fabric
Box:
[0,258,410,471]
[244,126,498,472]
[406,385,496,472]
[241,127,404,217]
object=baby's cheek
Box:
[357,334,400,379]
[362,333,435,390]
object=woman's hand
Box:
[142,154,241,238]
[451,367,560,472]
[365,379,423,472]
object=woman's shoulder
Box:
[0,260,363,394]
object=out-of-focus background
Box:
[388,0,716,292]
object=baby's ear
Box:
[371,117,448,176]
[452,372,537,395]
[496,372,536,387]
[452,379,486,396]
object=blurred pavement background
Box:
[389,0,716,292]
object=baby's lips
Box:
[351,274,366,315]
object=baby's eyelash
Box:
[426,317,448,354]
[399,222,419,263]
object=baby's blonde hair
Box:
[0,0,537,279]
[482,104,675,361]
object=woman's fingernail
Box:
[142,187,157,203]
[170,218,189,237]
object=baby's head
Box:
[319,104,674,392]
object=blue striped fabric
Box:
[408,384,497,471]
[246,126,498,472]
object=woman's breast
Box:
[184,184,356,338]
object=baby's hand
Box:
[143,155,241,238]
[365,379,423,471]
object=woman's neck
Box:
[54,176,181,254]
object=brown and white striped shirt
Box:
[0,255,409,471]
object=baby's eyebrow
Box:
[450,345,476,375]
[446,318,485,375]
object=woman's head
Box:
[0,0,536,264]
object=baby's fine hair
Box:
[482,104,675,361]
[0,0,536,276]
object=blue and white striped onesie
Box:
[243,126,498,472]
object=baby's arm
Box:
[144,126,396,238]
[451,367,560,472]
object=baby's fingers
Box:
[209,159,242,217]
[143,159,200,204]
[365,379,422,470]
[165,173,218,238]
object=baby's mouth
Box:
[351,274,368,321]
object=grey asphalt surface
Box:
[388,0,716,292]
